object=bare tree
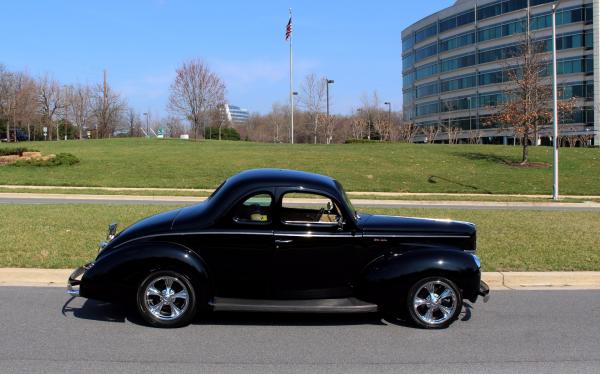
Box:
[65,84,92,139]
[446,126,461,144]
[323,114,338,144]
[397,121,419,143]
[350,115,367,140]
[487,34,574,164]
[0,66,16,141]
[13,73,38,141]
[91,78,125,138]
[126,107,143,137]
[168,59,226,139]
[467,130,482,145]
[422,125,440,144]
[298,73,327,144]
[37,76,63,140]
[165,116,185,138]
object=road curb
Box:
[1,268,599,290]
[2,192,600,210]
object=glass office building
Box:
[224,104,250,124]
[402,0,599,145]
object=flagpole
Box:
[289,8,294,144]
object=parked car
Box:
[68,169,489,328]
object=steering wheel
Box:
[313,207,325,222]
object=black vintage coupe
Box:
[68,169,489,329]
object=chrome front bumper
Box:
[66,262,93,297]
[479,280,490,303]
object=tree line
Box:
[0,66,130,141]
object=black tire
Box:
[136,270,198,328]
[406,276,462,329]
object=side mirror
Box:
[107,223,118,240]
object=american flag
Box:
[285,16,292,41]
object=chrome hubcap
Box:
[144,276,189,321]
[413,280,457,325]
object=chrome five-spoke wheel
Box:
[407,277,462,329]
[145,276,189,321]
[137,270,197,328]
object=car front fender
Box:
[356,247,481,305]
[81,242,210,304]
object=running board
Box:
[210,297,379,313]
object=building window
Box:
[415,62,438,80]
[415,42,438,62]
[416,101,440,117]
[440,31,476,52]
[440,53,476,73]
[416,81,439,98]
[415,22,437,44]
[440,74,476,93]
[439,10,475,33]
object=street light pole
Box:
[551,0,561,201]
[325,78,334,118]
[384,102,391,129]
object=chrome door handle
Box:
[275,239,293,244]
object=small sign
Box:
[43,127,48,134]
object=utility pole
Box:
[102,70,108,139]
[551,0,562,201]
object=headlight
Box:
[471,253,481,268]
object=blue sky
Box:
[1,0,453,116]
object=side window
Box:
[280,192,342,224]
[232,193,272,224]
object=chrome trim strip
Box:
[115,231,274,248]
[117,230,470,247]
[275,232,356,238]
[362,233,471,239]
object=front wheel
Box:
[136,270,197,328]
[406,277,462,329]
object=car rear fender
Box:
[357,247,481,305]
[81,242,211,304]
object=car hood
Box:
[101,207,183,252]
[357,214,476,236]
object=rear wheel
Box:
[136,270,197,328]
[406,277,462,329]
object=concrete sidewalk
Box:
[1,268,599,290]
[2,192,600,210]
[1,185,600,199]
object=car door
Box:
[271,189,360,299]
[188,191,275,299]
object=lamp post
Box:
[325,78,334,119]
[384,102,392,127]
[551,0,562,201]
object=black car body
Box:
[68,169,489,328]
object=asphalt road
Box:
[1,195,600,211]
[0,287,599,373]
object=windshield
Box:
[335,180,357,218]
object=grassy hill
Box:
[0,138,599,194]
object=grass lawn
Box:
[0,138,599,194]
[0,204,598,271]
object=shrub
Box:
[344,139,382,144]
[12,153,80,167]
[0,147,37,156]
